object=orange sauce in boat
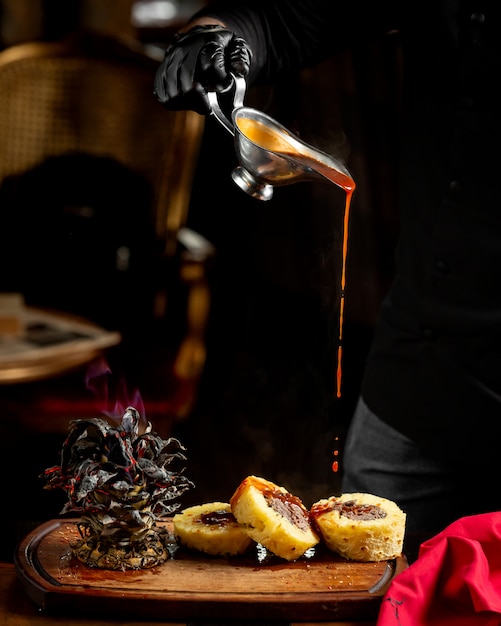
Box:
[237,116,356,399]
[237,117,300,153]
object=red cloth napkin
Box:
[377,512,501,626]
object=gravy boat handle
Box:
[207,74,246,135]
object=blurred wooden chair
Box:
[0,30,212,424]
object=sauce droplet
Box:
[332,436,340,473]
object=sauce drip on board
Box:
[236,117,356,398]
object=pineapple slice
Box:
[230,475,319,561]
[310,492,406,562]
[173,502,254,556]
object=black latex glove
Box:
[153,25,252,115]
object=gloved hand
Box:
[154,25,252,115]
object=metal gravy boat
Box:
[208,75,355,201]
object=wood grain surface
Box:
[14,519,407,622]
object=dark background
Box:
[0,0,401,561]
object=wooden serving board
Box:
[14,519,407,622]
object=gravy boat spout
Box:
[208,76,355,201]
[232,107,355,201]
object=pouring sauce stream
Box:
[236,117,356,398]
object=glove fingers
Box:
[154,48,209,114]
[153,52,172,102]
[229,37,252,76]
[198,41,231,92]
[154,86,209,115]
[154,46,193,102]
[153,25,251,114]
